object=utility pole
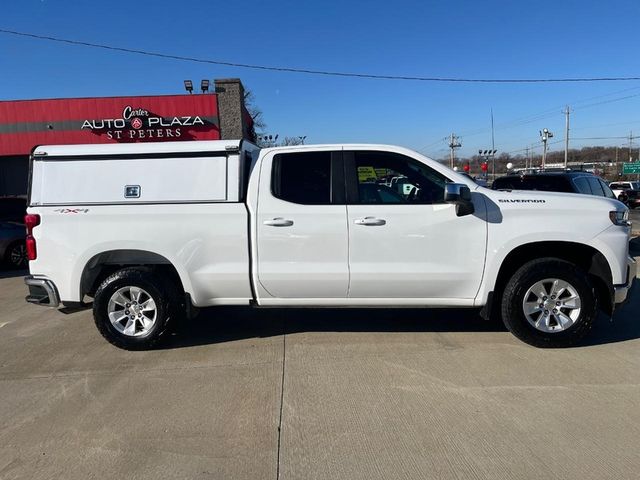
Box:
[540,128,553,170]
[629,131,634,162]
[525,146,530,171]
[563,106,571,168]
[449,133,461,169]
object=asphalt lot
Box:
[1,239,639,480]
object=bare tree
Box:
[243,90,266,132]
[280,136,305,146]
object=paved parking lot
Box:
[1,239,639,480]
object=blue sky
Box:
[1,0,640,159]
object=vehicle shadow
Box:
[161,279,640,350]
[581,282,640,347]
[0,268,27,279]
[160,306,504,350]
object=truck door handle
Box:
[263,217,294,227]
[354,216,386,226]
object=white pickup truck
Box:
[24,140,636,349]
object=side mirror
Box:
[444,183,475,217]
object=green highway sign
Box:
[622,163,640,174]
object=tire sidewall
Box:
[93,269,172,349]
[502,259,596,347]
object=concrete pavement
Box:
[1,243,639,480]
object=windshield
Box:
[492,176,572,193]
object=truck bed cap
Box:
[33,139,244,158]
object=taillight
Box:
[24,214,40,261]
[24,214,40,233]
[26,235,37,260]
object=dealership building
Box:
[0,78,255,196]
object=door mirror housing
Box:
[444,183,475,217]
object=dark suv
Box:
[492,171,617,200]
[0,197,27,223]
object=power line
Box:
[506,139,563,155]
[2,28,640,84]
[573,93,640,110]
[571,136,629,140]
[422,86,640,148]
[572,119,640,131]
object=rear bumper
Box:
[613,256,637,305]
[24,275,60,307]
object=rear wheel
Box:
[501,258,597,348]
[93,268,181,350]
[4,241,27,269]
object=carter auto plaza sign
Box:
[81,105,205,140]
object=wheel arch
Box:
[491,241,613,316]
[80,249,188,300]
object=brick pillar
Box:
[215,78,254,141]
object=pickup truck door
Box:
[344,150,487,300]
[255,150,349,298]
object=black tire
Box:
[93,267,181,350]
[4,241,27,269]
[501,258,597,348]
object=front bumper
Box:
[24,275,60,307]
[613,256,637,305]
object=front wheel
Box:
[93,268,180,350]
[501,258,597,348]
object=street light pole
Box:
[479,149,497,179]
[258,134,279,148]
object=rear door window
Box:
[572,177,592,195]
[598,179,616,199]
[271,152,333,204]
[586,177,605,197]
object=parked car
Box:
[619,189,640,209]
[0,222,27,268]
[24,141,635,350]
[492,171,617,199]
[609,181,640,197]
[0,197,27,223]
[609,181,640,208]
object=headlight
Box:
[609,210,630,226]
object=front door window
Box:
[352,151,448,204]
